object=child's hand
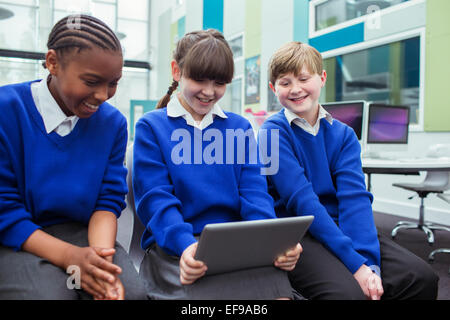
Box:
[94,276,125,300]
[274,243,302,271]
[63,246,122,299]
[353,264,384,300]
[179,242,207,285]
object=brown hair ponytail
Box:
[156,80,179,109]
[156,29,234,109]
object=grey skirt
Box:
[139,243,295,300]
[0,222,147,300]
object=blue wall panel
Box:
[203,0,223,32]
[309,23,364,52]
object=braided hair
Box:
[43,14,122,68]
[156,29,234,109]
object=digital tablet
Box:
[194,215,314,275]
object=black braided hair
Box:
[43,14,122,68]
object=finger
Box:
[376,278,384,298]
[180,258,207,278]
[276,253,299,265]
[116,280,125,300]
[92,255,122,275]
[86,263,118,284]
[275,259,297,270]
[82,277,107,299]
[368,277,379,300]
[181,249,206,270]
[99,279,120,300]
[180,260,206,281]
[83,282,104,300]
[104,285,119,300]
[180,269,205,285]
[183,253,205,269]
[94,247,116,257]
[286,243,302,256]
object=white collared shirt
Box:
[30,79,79,137]
[284,105,333,136]
[167,95,228,130]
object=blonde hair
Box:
[156,29,234,109]
[268,41,323,85]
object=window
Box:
[228,34,243,60]
[0,0,151,140]
[0,57,40,87]
[221,77,242,115]
[321,33,422,128]
[0,1,39,52]
[312,0,410,33]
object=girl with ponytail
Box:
[132,29,301,300]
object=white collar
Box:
[32,79,79,134]
[284,104,333,127]
[167,95,228,130]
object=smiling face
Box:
[271,67,326,125]
[178,77,227,121]
[172,60,227,121]
[46,47,123,118]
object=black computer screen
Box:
[322,101,364,140]
[367,104,410,144]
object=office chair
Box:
[125,143,146,272]
[391,171,450,245]
[428,193,450,273]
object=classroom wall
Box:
[148,0,450,226]
[424,0,450,131]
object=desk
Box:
[362,157,450,191]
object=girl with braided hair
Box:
[132,29,302,300]
[0,14,146,300]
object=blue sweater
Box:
[259,110,380,275]
[133,108,276,256]
[0,81,128,251]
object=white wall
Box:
[149,0,176,100]
[261,0,294,111]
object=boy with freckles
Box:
[259,41,438,300]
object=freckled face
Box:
[271,67,326,124]
[47,47,123,118]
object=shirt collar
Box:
[284,104,333,127]
[34,79,79,134]
[167,94,228,130]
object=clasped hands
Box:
[63,246,124,300]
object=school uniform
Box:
[259,107,439,300]
[0,80,146,299]
[133,96,294,300]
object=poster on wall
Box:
[245,55,261,105]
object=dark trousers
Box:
[289,232,439,300]
[0,222,147,300]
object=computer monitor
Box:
[362,103,410,158]
[322,101,365,141]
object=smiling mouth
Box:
[197,96,214,104]
[84,102,99,111]
[289,95,308,102]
